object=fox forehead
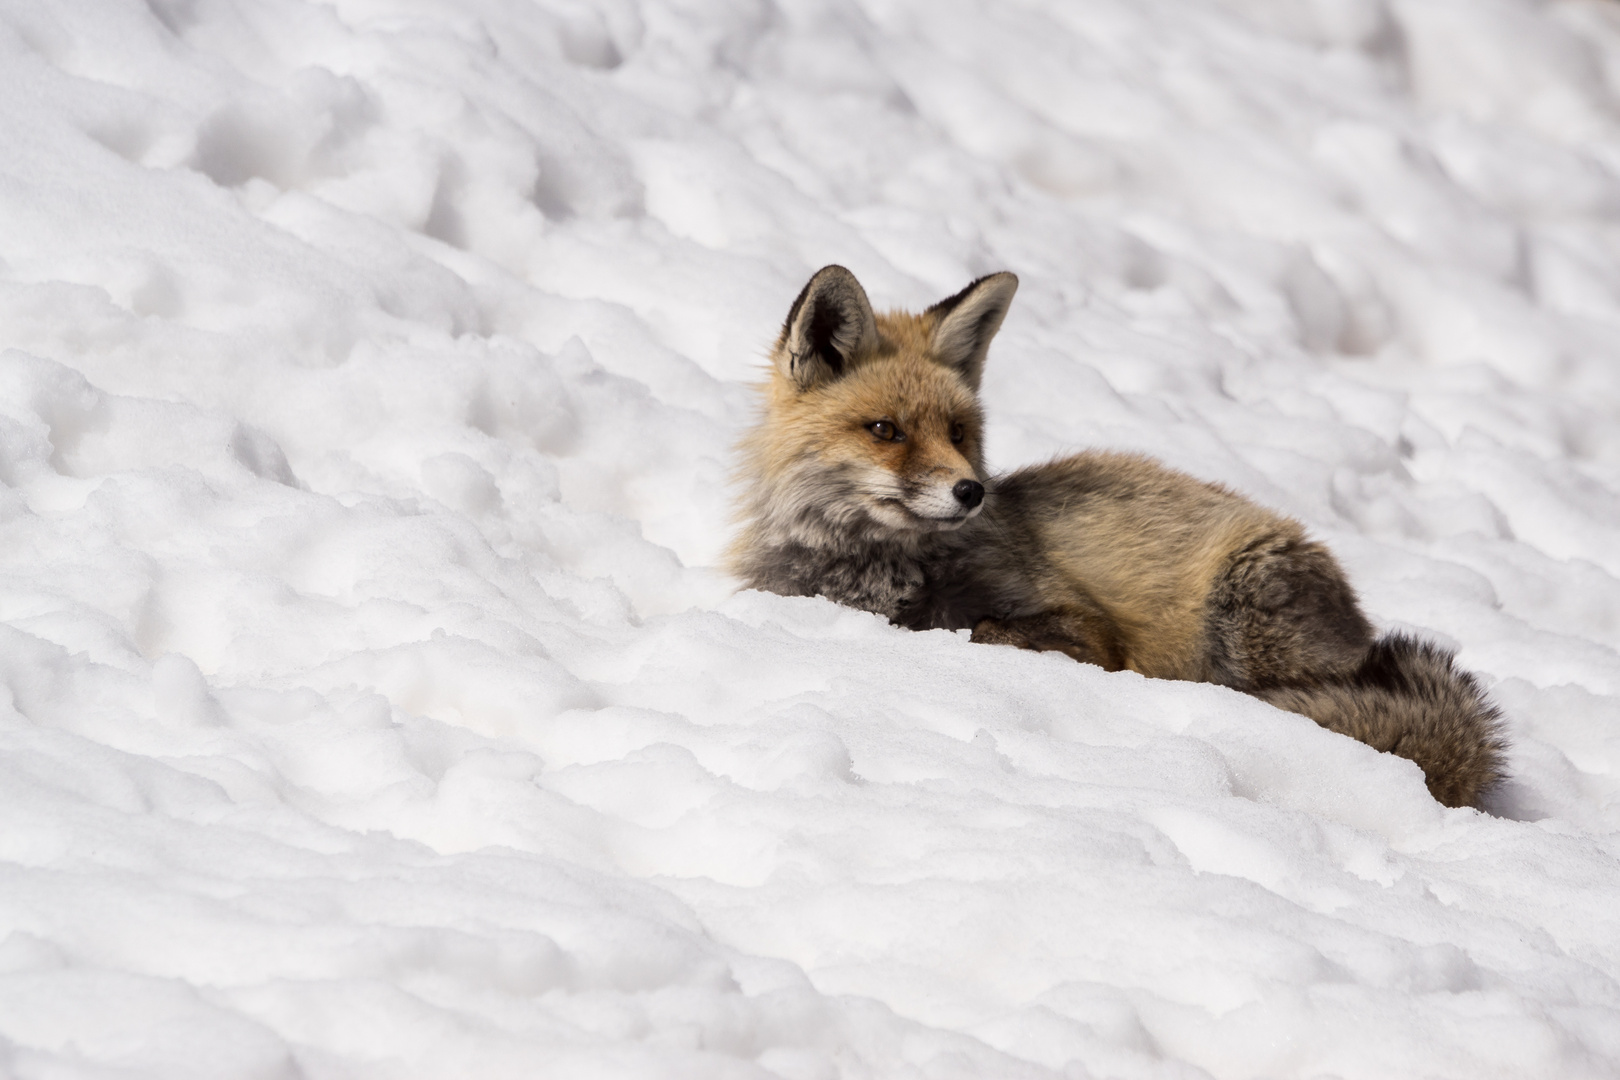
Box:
[856,360,977,427]
[795,353,981,430]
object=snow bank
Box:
[2,0,1619,1076]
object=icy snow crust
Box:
[2,0,1620,1075]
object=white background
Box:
[1,0,1618,1076]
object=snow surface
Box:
[2,0,1620,1075]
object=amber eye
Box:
[950,423,965,444]
[868,420,904,442]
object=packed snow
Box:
[2,0,1620,1075]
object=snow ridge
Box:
[2,0,1620,1076]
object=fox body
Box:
[729,265,1506,808]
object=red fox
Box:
[729,265,1506,808]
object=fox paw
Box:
[972,615,1103,666]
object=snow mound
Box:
[2,0,1620,1076]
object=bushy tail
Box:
[1257,633,1507,809]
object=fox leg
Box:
[1204,534,1373,689]
[972,608,1126,670]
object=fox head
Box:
[741,265,1019,546]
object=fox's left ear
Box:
[925,272,1019,391]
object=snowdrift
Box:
[2,0,1619,1076]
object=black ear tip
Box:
[812,264,854,282]
[926,271,1020,319]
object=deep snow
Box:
[2,0,1620,1076]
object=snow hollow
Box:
[2,0,1620,1076]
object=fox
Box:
[728,265,1507,809]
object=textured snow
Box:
[2,0,1620,1076]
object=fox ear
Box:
[777,265,879,390]
[926,272,1019,391]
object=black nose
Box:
[953,479,984,509]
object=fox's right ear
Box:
[776,265,879,391]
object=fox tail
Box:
[1257,633,1507,809]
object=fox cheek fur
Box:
[728,265,1507,809]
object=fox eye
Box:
[950,423,965,444]
[868,420,904,442]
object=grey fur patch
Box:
[1204,533,1374,689]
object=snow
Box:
[1,0,1619,1075]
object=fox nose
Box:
[953,479,985,509]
